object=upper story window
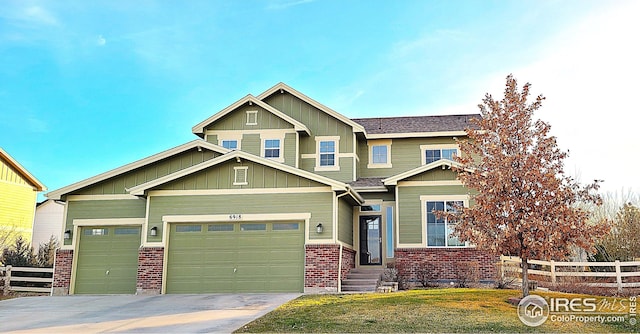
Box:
[420,144,458,165]
[222,140,238,150]
[264,139,281,159]
[246,110,258,125]
[421,196,468,247]
[319,141,336,166]
[367,139,392,168]
[315,136,340,171]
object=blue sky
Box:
[1,0,638,201]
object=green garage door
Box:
[166,222,304,293]
[74,226,141,294]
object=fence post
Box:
[3,266,11,296]
[615,260,622,292]
[550,260,556,284]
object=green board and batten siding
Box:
[74,225,141,294]
[204,105,295,131]
[63,199,146,246]
[75,149,219,196]
[264,92,356,182]
[337,199,354,245]
[165,222,304,293]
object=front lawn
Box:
[236,288,637,333]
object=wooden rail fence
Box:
[500,255,640,291]
[0,266,53,295]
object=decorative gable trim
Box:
[46,140,228,200]
[0,147,46,191]
[382,159,470,186]
[256,82,366,134]
[128,150,364,204]
[192,94,310,136]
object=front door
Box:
[359,215,382,265]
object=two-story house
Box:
[1,147,47,249]
[47,83,495,295]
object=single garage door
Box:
[74,226,141,294]
[166,221,304,293]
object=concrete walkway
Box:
[0,293,300,333]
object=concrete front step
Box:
[345,273,382,280]
[341,278,379,286]
[341,285,377,292]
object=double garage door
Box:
[73,222,304,294]
[166,221,304,293]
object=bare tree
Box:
[452,74,609,297]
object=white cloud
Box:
[96,35,106,46]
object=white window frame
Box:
[217,133,242,150]
[420,195,473,249]
[246,110,258,125]
[315,136,340,171]
[367,139,392,168]
[420,144,459,165]
[233,166,248,185]
[261,137,284,163]
[221,140,238,150]
[420,195,471,248]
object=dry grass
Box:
[236,288,637,333]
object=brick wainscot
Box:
[396,248,498,284]
[305,244,356,293]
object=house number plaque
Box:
[229,214,242,220]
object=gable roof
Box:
[352,114,480,138]
[257,82,366,134]
[128,150,364,204]
[192,94,310,137]
[0,147,46,191]
[382,159,468,186]
[46,140,228,200]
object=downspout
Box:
[335,190,352,293]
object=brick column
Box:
[52,249,73,295]
[136,247,164,295]
[305,244,340,293]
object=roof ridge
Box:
[352,113,480,121]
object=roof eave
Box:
[46,140,228,200]
[0,148,46,191]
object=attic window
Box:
[233,166,248,185]
[246,110,258,125]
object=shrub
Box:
[416,262,438,287]
[494,262,518,289]
[1,236,35,267]
[455,261,479,288]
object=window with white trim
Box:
[263,139,281,159]
[420,144,459,165]
[315,136,340,171]
[233,166,248,185]
[221,140,238,150]
[367,139,392,168]
[425,200,465,247]
[246,110,258,125]
[319,141,336,166]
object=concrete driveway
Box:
[0,293,300,333]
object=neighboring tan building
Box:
[47,83,496,295]
[0,148,47,248]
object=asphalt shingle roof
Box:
[351,114,480,134]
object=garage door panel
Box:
[166,221,303,293]
[74,226,140,294]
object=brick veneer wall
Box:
[340,246,356,280]
[305,244,340,292]
[52,249,73,295]
[395,248,498,283]
[136,247,164,295]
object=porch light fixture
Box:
[316,223,323,234]
[150,226,158,237]
[64,230,71,240]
